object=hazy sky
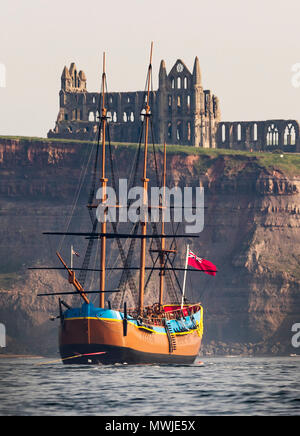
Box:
[1,0,300,137]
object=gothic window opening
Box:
[113,112,117,122]
[176,121,182,141]
[187,122,191,142]
[187,95,191,110]
[253,123,258,141]
[130,112,135,122]
[222,124,226,142]
[140,108,146,121]
[107,111,112,123]
[123,112,128,122]
[267,124,279,146]
[237,124,242,141]
[171,78,175,89]
[88,111,95,122]
[177,77,181,89]
[168,95,172,108]
[184,77,188,89]
[284,123,296,145]
[177,96,181,108]
[267,124,278,146]
[167,122,172,139]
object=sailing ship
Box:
[37,44,216,364]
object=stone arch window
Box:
[113,112,117,122]
[130,112,135,122]
[168,95,172,108]
[184,77,188,89]
[88,111,95,122]
[253,123,258,141]
[187,95,191,110]
[167,122,172,138]
[92,96,96,104]
[187,122,191,142]
[177,77,181,89]
[177,96,181,108]
[107,111,112,123]
[222,124,226,142]
[123,112,128,122]
[267,124,279,146]
[237,123,242,141]
[176,121,182,141]
[171,77,175,89]
[109,97,113,104]
[284,123,296,145]
[140,108,146,121]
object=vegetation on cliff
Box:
[1,135,300,176]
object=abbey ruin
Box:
[48,58,300,152]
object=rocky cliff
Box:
[0,136,300,356]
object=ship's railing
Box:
[123,303,202,328]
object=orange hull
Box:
[59,316,202,364]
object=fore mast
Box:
[138,42,153,316]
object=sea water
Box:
[0,356,299,416]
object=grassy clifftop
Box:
[1,135,300,177]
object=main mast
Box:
[99,52,108,308]
[159,142,167,305]
[138,42,153,316]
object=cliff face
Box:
[0,137,300,356]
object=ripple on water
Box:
[0,356,299,416]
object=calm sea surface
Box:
[0,356,299,416]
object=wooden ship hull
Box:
[59,303,203,364]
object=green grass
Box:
[1,135,300,175]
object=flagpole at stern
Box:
[181,244,189,309]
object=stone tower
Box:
[155,57,220,147]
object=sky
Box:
[1,0,300,137]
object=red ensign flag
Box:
[188,251,217,276]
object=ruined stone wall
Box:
[48,59,220,148]
[48,61,300,153]
[216,119,300,152]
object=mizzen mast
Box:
[138,42,153,316]
[159,142,167,305]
